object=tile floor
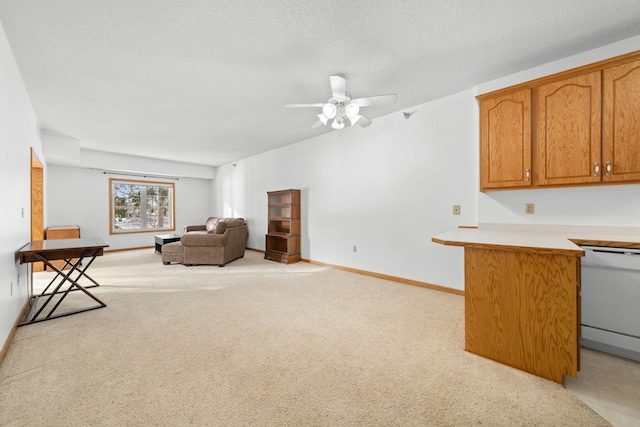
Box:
[565,348,640,427]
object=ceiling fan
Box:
[285,74,398,129]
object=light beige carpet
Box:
[1,249,610,426]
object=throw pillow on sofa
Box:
[205,217,220,232]
[210,217,245,234]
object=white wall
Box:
[212,35,640,291]
[479,185,640,226]
[43,130,217,250]
[46,165,214,250]
[478,35,640,227]
[43,131,217,180]
[213,88,479,291]
[0,21,42,347]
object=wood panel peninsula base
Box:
[432,228,585,384]
[464,247,579,384]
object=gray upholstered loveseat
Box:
[162,217,248,266]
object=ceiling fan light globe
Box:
[345,102,360,119]
[331,119,345,130]
[322,103,337,119]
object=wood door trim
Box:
[30,149,44,272]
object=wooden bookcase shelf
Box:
[265,189,300,264]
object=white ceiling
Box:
[1,1,639,167]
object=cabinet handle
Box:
[594,162,600,177]
[525,168,530,181]
[606,160,612,176]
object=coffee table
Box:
[155,233,181,253]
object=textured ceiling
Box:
[1,1,639,167]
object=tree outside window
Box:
[110,178,175,234]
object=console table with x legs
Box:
[18,237,109,326]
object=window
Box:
[109,178,175,234]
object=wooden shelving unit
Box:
[265,189,300,264]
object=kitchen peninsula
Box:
[432,225,640,384]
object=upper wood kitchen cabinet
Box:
[478,50,640,191]
[534,71,602,186]
[479,89,531,190]
[602,58,640,183]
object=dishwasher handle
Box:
[581,246,640,271]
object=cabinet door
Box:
[603,59,640,182]
[480,89,532,190]
[535,72,601,186]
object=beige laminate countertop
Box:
[432,225,640,257]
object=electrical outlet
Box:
[353,246,357,253]
[453,205,461,215]
[525,203,535,214]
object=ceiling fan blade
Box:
[357,115,372,127]
[329,74,346,101]
[284,103,325,108]
[311,119,324,128]
[352,94,398,107]
[348,114,362,126]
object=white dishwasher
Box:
[580,246,640,362]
